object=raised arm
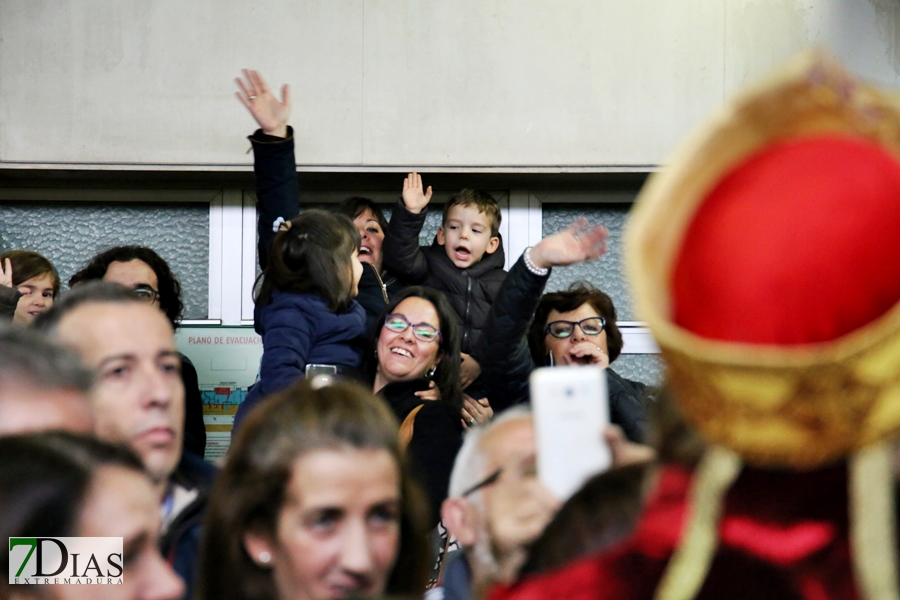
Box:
[235,69,292,138]
[235,69,298,271]
[478,220,608,411]
[382,172,434,282]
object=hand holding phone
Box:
[530,366,612,500]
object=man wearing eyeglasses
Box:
[69,245,207,458]
[437,407,652,600]
[438,407,557,600]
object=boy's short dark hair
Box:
[442,190,502,237]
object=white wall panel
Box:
[0,0,365,166]
[360,1,724,167]
[724,0,900,93]
[1,1,897,169]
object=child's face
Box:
[437,204,500,269]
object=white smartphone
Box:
[530,366,611,500]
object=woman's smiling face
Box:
[352,209,385,274]
[375,297,442,384]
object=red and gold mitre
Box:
[626,51,900,469]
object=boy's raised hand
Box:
[528,218,608,270]
[402,172,433,214]
[235,69,292,138]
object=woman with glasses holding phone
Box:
[528,282,648,442]
[476,219,648,442]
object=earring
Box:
[427,365,437,378]
[258,551,272,565]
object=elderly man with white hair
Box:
[439,407,556,599]
[438,406,653,600]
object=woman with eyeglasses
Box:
[367,286,463,530]
[477,219,648,442]
[528,282,648,442]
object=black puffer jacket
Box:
[383,201,507,361]
[477,254,648,442]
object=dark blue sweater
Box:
[234,290,367,429]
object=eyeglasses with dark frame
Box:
[382,313,442,343]
[131,285,160,305]
[461,467,503,497]
[544,316,606,339]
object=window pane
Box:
[0,201,209,319]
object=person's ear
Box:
[485,236,500,254]
[441,497,479,547]
[437,227,446,246]
[243,529,275,569]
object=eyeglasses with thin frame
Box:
[131,285,160,305]
[382,313,442,343]
[545,316,606,339]
[461,467,503,497]
[460,457,538,497]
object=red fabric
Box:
[490,464,860,600]
[672,135,900,344]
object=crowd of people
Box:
[0,69,652,600]
[4,54,898,600]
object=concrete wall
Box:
[1,0,897,170]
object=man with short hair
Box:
[35,282,214,600]
[69,245,206,457]
[439,407,653,600]
[0,325,94,435]
[439,408,559,600]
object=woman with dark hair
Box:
[0,431,184,600]
[527,282,625,368]
[235,70,405,329]
[368,285,463,527]
[477,219,648,441]
[0,250,60,326]
[196,378,431,600]
[69,245,206,458]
